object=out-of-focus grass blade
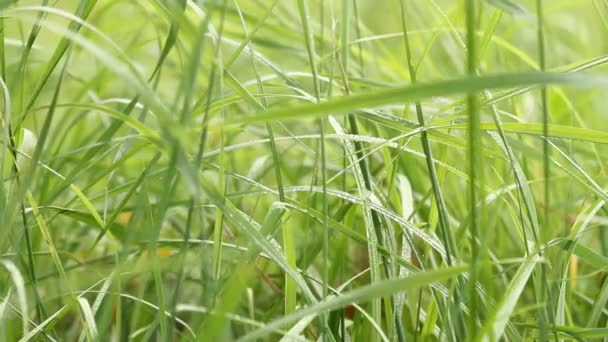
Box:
[69,184,104,228]
[197,262,256,340]
[0,0,16,10]
[0,259,28,335]
[259,202,286,238]
[588,278,608,328]
[76,297,98,340]
[0,290,10,320]
[561,240,608,268]
[91,152,161,249]
[232,72,607,125]
[279,314,315,342]
[224,70,265,110]
[26,103,161,143]
[486,0,531,17]
[33,206,125,240]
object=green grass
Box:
[0,0,608,340]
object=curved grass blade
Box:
[76,297,97,340]
[238,265,468,341]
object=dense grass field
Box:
[1,0,608,340]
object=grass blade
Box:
[239,265,468,341]
[479,255,541,341]
[232,72,606,125]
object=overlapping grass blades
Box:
[0,0,607,341]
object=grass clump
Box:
[0,0,608,340]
